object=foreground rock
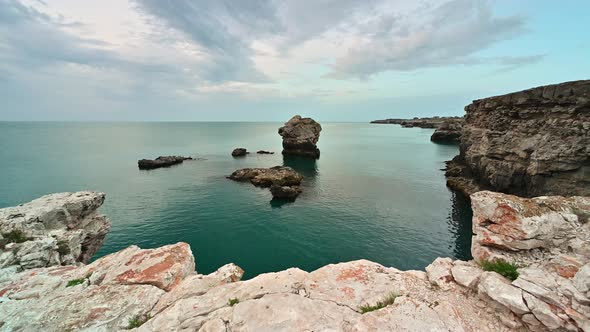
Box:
[228,166,303,200]
[446,80,590,197]
[231,148,248,157]
[0,192,110,273]
[278,115,322,158]
[470,191,590,331]
[137,156,192,170]
[2,192,589,331]
[371,116,463,128]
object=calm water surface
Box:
[0,122,472,278]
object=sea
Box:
[0,122,472,279]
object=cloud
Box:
[325,0,528,79]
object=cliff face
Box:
[447,80,590,197]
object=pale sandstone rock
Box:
[522,292,564,330]
[478,272,529,315]
[451,262,482,289]
[425,257,454,290]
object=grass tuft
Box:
[480,259,519,281]
[2,230,33,244]
[228,298,240,306]
[359,291,398,314]
[56,240,71,255]
[127,314,151,329]
[66,278,86,287]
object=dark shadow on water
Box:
[269,198,294,209]
[282,155,318,178]
[447,190,473,260]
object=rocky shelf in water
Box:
[371,116,465,143]
[138,156,192,170]
[1,191,589,331]
[227,166,303,200]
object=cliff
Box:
[1,192,589,331]
[446,80,590,197]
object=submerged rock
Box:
[138,156,192,170]
[231,148,249,157]
[446,80,590,197]
[278,115,322,158]
[228,166,303,199]
[0,192,110,271]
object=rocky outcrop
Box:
[256,150,274,154]
[2,191,589,331]
[278,115,322,158]
[469,191,590,331]
[0,192,110,274]
[371,116,463,128]
[228,166,304,200]
[231,148,249,157]
[446,80,590,197]
[138,156,192,170]
[431,118,464,143]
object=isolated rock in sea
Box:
[278,115,322,158]
[430,118,464,143]
[270,184,302,200]
[256,150,274,154]
[1,191,589,331]
[446,80,590,197]
[228,166,303,200]
[138,156,192,170]
[0,192,110,272]
[231,148,249,157]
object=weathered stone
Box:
[425,257,454,289]
[431,118,464,143]
[269,184,302,200]
[446,80,590,197]
[478,272,529,315]
[0,192,110,271]
[278,115,322,158]
[138,156,192,169]
[228,166,304,200]
[451,262,482,289]
[231,148,248,157]
[523,292,564,330]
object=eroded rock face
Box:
[278,115,322,158]
[0,192,110,272]
[446,80,590,197]
[228,166,304,200]
[470,191,590,331]
[138,156,192,170]
[431,118,464,143]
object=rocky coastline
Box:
[371,116,465,143]
[446,80,590,197]
[1,191,589,331]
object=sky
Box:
[0,0,588,122]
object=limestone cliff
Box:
[1,192,589,331]
[446,80,590,197]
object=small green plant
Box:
[228,298,240,306]
[480,259,519,281]
[359,291,398,314]
[127,314,151,329]
[66,278,86,287]
[2,230,32,244]
[56,240,71,255]
[66,272,93,288]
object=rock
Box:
[231,148,248,157]
[425,257,454,289]
[478,272,529,315]
[451,262,482,289]
[0,192,110,271]
[256,150,274,154]
[138,156,192,170]
[278,115,322,158]
[446,80,590,197]
[228,166,304,200]
[370,116,463,128]
[270,185,302,200]
[431,118,464,143]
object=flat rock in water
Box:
[228,166,303,199]
[256,150,274,154]
[231,148,249,157]
[138,156,192,170]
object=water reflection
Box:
[447,190,473,260]
[282,155,319,178]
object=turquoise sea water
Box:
[0,122,472,278]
